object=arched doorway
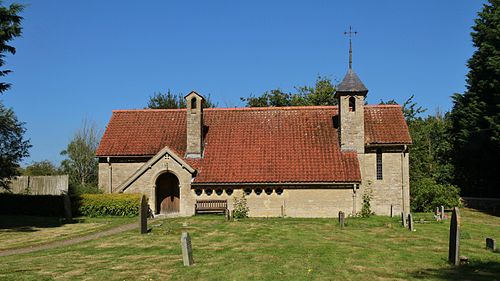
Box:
[155,172,180,214]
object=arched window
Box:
[191,97,197,109]
[349,96,356,112]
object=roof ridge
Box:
[365,104,403,108]
[113,108,185,113]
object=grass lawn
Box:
[0,208,499,280]
[0,216,136,251]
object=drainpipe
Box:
[107,157,112,194]
[401,145,407,215]
[352,183,357,215]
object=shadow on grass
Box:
[412,261,500,281]
[0,215,65,232]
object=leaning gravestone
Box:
[408,213,414,231]
[224,208,231,221]
[401,212,407,227]
[440,205,445,221]
[139,195,148,234]
[448,207,461,266]
[338,211,345,229]
[486,238,496,252]
[181,232,194,266]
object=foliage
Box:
[0,193,64,216]
[22,160,60,176]
[0,2,23,95]
[360,189,373,217]
[241,76,338,107]
[60,120,101,194]
[0,2,28,189]
[73,193,142,217]
[147,89,216,109]
[449,0,500,197]
[0,102,31,189]
[232,194,249,219]
[410,177,461,212]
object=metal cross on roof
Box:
[344,26,357,69]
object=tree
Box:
[241,76,337,107]
[147,90,216,109]
[0,2,23,95]
[0,102,30,188]
[449,0,500,197]
[22,160,60,176]
[0,2,28,189]
[60,120,101,194]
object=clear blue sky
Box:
[1,0,486,166]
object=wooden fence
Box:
[2,175,69,195]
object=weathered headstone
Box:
[440,205,445,221]
[407,213,414,231]
[139,195,148,234]
[435,206,439,216]
[486,238,496,252]
[401,212,407,227]
[338,211,345,229]
[63,193,72,222]
[280,205,284,217]
[181,232,194,266]
[448,207,460,266]
[224,208,231,221]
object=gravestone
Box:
[338,211,345,229]
[280,205,284,217]
[448,207,460,266]
[486,238,496,252]
[440,205,445,221]
[139,195,148,234]
[435,207,439,216]
[407,213,414,231]
[181,232,194,266]
[224,208,231,221]
[401,212,407,227]
[390,204,393,217]
[63,193,72,222]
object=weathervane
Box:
[344,26,357,69]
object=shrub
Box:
[0,193,64,217]
[69,183,102,196]
[233,194,249,219]
[360,189,374,217]
[411,177,461,212]
[73,193,142,217]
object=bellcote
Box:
[185,91,204,158]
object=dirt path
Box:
[0,222,138,257]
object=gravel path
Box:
[0,222,138,257]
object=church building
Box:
[96,59,411,217]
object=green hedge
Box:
[0,193,65,217]
[73,193,143,217]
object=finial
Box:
[344,26,357,69]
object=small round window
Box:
[205,189,213,196]
[195,189,202,196]
[265,188,273,195]
[244,188,252,195]
[275,188,283,195]
[215,188,223,196]
[226,188,233,196]
[255,188,262,195]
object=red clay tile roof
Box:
[364,105,412,145]
[96,105,410,183]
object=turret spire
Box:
[344,26,357,69]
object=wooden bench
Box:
[195,199,227,214]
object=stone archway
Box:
[155,172,180,214]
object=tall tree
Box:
[0,2,28,190]
[449,0,500,197]
[0,2,23,95]
[147,90,216,109]
[60,120,101,192]
[0,102,30,189]
[241,76,337,107]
